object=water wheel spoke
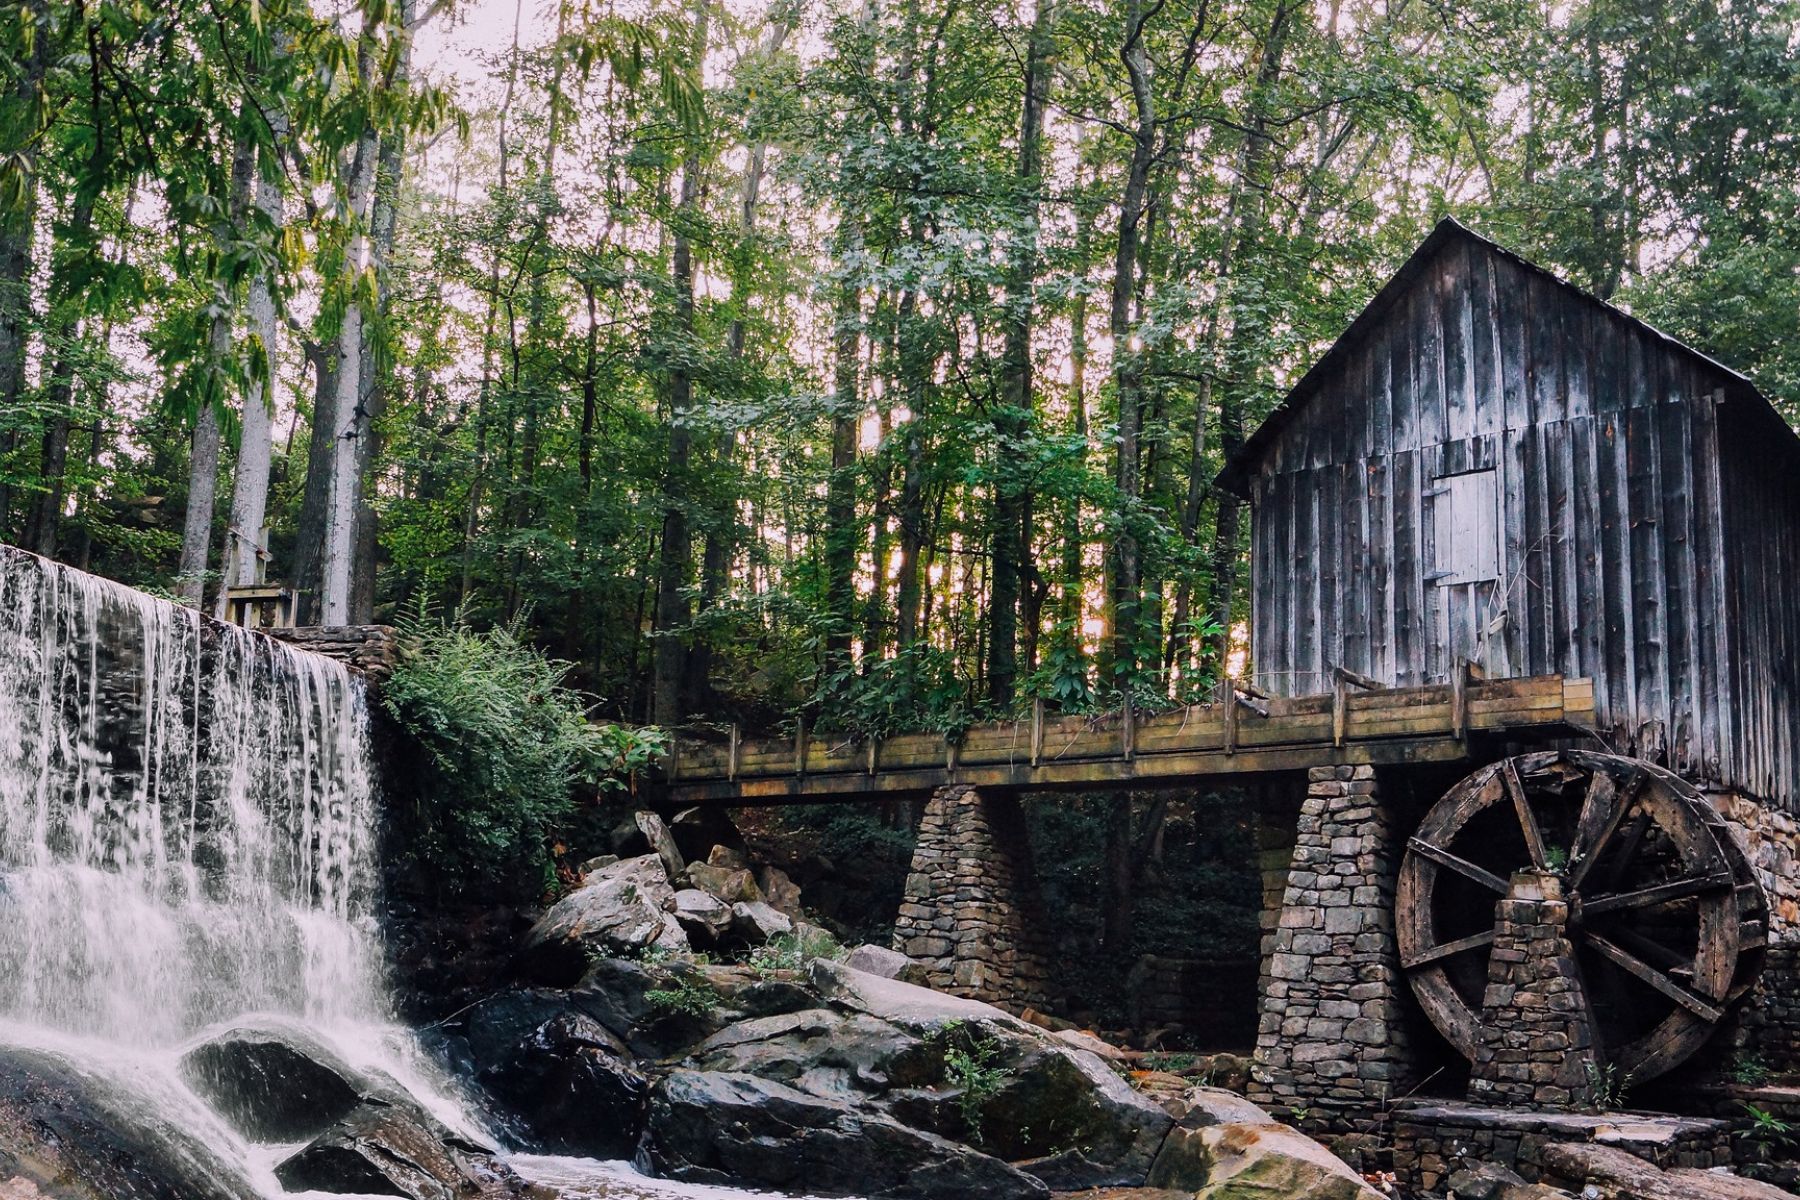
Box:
[1406,836,1510,894]
[1502,759,1549,870]
[1599,811,1654,891]
[1606,926,1693,975]
[1567,770,1634,890]
[1401,927,1498,970]
[1583,931,1723,1022]
[1582,870,1734,916]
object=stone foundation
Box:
[891,785,1051,1012]
[1392,1102,1735,1194]
[266,625,401,681]
[1249,766,1418,1126]
[1467,871,1599,1109]
[1717,792,1800,1075]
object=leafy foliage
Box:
[380,608,641,893]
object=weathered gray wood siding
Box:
[1718,399,1800,806]
[1243,231,1796,802]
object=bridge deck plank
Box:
[666,674,1596,804]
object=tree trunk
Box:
[986,0,1056,708]
[22,191,96,560]
[224,48,290,596]
[651,0,709,726]
[0,0,49,539]
[1207,0,1293,667]
[1107,0,1157,687]
[319,118,379,625]
[290,341,338,623]
[823,267,860,669]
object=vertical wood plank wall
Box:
[1244,232,1797,805]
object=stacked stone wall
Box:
[1393,1105,1734,1194]
[1716,791,1800,1075]
[1467,872,1599,1109]
[891,786,1051,1012]
[267,625,401,681]
[1249,765,1418,1127]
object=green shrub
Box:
[646,976,719,1019]
[933,1019,1011,1144]
[749,927,845,973]
[382,608,660,895]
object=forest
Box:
[2,0,1798,739]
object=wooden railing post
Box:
[795,718,808,776]
[727,724,740,781]
[1030,698,1044,768]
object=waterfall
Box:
[0,546,798,1200]
[0,545,384,1046]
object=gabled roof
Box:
[1217,216,1800,494]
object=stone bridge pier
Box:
[891,785,1052,1013]
[1248,765,1423,1130]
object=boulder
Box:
[1543,1143,1795,1200]
[687,862,762,905]
[1448,1162,1576,1200]
[635,810,687,881]
[516,855,684,985]
[687,1008,936,1102]
[273,1102,517,1199]
[0,1047,257,1200]
[578,854,619,876]
[845,944,913,979]
[180,1024,363,1142]
[671,889,732,945]
[757,864,804,916]
[802,960,1171,1190]
[706,843,751,869]
[640,1069,1050,1200]
[458,999,647,1158]
[1166,1085,1276,1130]
[1147,1120,1383,1199]
[730,900,794,944]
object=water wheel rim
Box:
[1396,750,1748,1083]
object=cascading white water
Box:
[0,545,383,1046]
[0,546,826,1200]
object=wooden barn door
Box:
[1425,466,1503,679]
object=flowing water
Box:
[0,546,801,1200]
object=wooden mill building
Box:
[1221,218,1800,810]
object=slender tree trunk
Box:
[823,265,860,668]
[22,192,96,559]
[1207,0,1293,666]
[1106,0,1157,687]
[224,49,290,597]
[291,341,338,622]
[987,0,1056,707]
[0,0,50,539]
[349,4,415,624]
[651,0,708,726]
[319,116,379,625]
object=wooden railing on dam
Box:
[664,673,1598,804]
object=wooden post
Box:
[1224,689,1240,755]
[668,731,679,781]
[795,719,808,776]
[946,734,960,773]
[1332,674,1349,748]
[1030,698,1044,767]
[867,736,879,776]
[727,724,740,781]
[1452,660,1470,742]
[1122,698,1136,760]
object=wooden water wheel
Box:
[1396,751,1767,1082]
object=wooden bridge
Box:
[664,672,1597,805]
